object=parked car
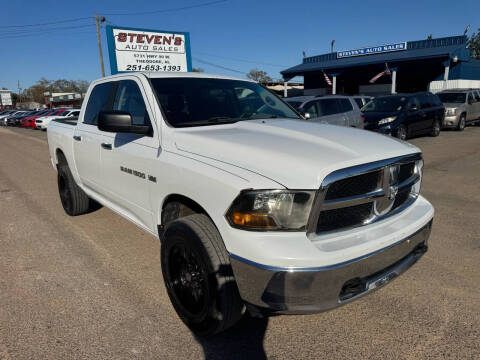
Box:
[36,109,80,130]
[4,110,30,126]
[353,95,373,108]
[0,110,23,125]
[363,92,445,140]
[437,89,480,130]
[22,109,65,128]
[11,110,38,126]
[286,95,364,128]
[47,73,433,336]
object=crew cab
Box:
[47,73,434,336]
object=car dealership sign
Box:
[0,91,12,106]
[106,25,192,74]
[337,42,407,59]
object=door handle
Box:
[73,135,82,141]
[101,143,112,150]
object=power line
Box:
[0,17,92,29]
[0,23,95,36]
[0,24,95,39]
[193,57,245,75]
[194,51,287,67]
[101,0,228,16]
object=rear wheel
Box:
[57,162,90,216]
[395,124,407,140]
[457,114,466,131]
[430,119,441,137]
[161,214,244,337]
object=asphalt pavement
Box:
[0,126,479,360]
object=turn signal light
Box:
[231,212,277,228]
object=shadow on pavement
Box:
[195,314,269,360]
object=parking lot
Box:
[0,125,479,360]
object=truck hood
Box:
[173,119,420,189]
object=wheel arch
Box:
[158,193,216,240]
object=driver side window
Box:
[113,80,151,127]
[303,101,318,118]
[408,97,421,111]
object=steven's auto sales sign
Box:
[106,25,192,74]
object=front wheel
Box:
[430,119,441,137]
[161,214,244,337]
[395,124,408,140]
[457,114,466,131]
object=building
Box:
[281,35,480,96]
[265,81,304,97]
[43,92,85,108]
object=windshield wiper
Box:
[206,116,241,123]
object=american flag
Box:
[369,63,391,83]
[323,71,332,86]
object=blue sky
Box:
[1,0,479,92]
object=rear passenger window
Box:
[113,80,151,127]
[430,94,442,106]
[317,99,340,116]
[84,82,113,125]
[354,98,363,108]
[338,99,353,112]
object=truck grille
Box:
[309,154,422,234]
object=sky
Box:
[1,0,479,92]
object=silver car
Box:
[437,89,480,130]
[285,95,364,128]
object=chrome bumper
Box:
[443,115,460,127]
[230,220,432,315]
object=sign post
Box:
[106,25,192,75]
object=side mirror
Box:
[468,99,473,105]
[98,111,150,135]
[409,105,418,112]
[304,112,311,119]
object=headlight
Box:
[445,108,459,116]
[226,190,315,230]
[411,159,423,195]
[378,116,397,125]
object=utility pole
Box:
[95,13,106,77]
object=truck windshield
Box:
[362,96,408,112]
[437,93,466,103]
[150,77,300,127]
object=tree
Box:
[22,78,90,103]
[468,28,480,59]
[427,34,433,40]
[192,67,204,72]
[246,69,273,84]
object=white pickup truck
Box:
[47,72,434,336]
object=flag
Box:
[369,63,391,83]
[369,71,386,83]
[323,71,332,86]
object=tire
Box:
[395,124,408,140]
[430,119,441,137]
[457,114,466,131]
[57,162,90,216]
[161,214,244,337]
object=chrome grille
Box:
[308,154,422,235]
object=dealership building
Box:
[281,35,480,96]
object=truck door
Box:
[466,92,476,122]
[99,78,159,231]
[73,81,114,192]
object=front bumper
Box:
[231,220,432,315]
[443,115,461,128]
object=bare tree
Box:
[246,69,273,84]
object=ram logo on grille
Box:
[374,165,400,216]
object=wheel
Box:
[161,214,244,337]
[457,114,466,131]
[430,119,441,137]
[395,124,408,140]
[57,161,90,216]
